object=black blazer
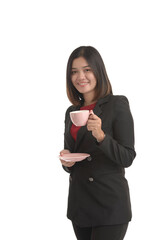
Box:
[63,94,136,227]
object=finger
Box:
[60,149,70,156]
[87,121,100,128]
[89,113,99,120]
[88,125,99,130]
[60,160,72,167]
[60,160,66,164]
[68,162,75,167]
[87,125,96,131]
[87,124,98,130]
[89,110,94,115]
[87,118,99,124]
[88,114,94,120]
[89,110,95,119]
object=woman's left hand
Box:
[87,110,105,142]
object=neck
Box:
[83,100,96,106]
[83,92,96,106]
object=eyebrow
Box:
[71,65,90,69]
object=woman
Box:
[60,46,136,240]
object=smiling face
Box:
[71,57,97,104]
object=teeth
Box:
[79,83,88,85]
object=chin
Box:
[77,86,91,93]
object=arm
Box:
[97,96,136,167]
[61,106,75,173]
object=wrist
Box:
[96,131,106,143]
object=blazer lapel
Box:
[92,103,102,117]
[91,94,111,116]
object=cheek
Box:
[92,77,97,87]
[88,73,97,86]
[71,77,76,86]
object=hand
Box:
[87,110,105,142]
[59,149,75,167]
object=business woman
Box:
[60,46,136,240]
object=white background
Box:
[0,0,160,239]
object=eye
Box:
[84,68,91,72]
[71,70,77,75]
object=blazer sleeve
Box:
[97,96,136,167]
[62,106,74,173]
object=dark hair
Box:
[66,46,113,106]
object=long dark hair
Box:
[66,46,113,106]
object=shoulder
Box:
[110,95,132,119]
[101,95,131,115]
[65,105,78,119]
[99,95,133,121]
[99,94,129,108]
[108,95,130,110]
[66,105,74,113]
[109,95,129,104]
[98,94,129,105]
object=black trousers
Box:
[72,222,129,240]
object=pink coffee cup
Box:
[70,110,90,126]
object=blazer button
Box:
[87,156,92,161]
[89,177,94,182]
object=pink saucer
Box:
[59,153,90,162]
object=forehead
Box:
[72,57,89,69]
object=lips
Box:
[78,82,89,86]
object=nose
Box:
[77,70,85,80]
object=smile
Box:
[78,82,89,86]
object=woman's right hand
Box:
[59,149,75,167]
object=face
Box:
[71,57,97,100]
